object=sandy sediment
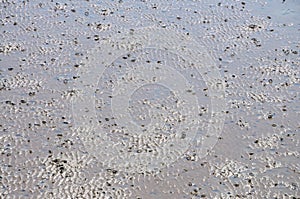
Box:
[0,0,299,198]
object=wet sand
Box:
[0,0,299,198]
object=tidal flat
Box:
[0,0,299,198]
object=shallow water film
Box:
[0,0,299,198]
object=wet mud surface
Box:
[0,0,299,198]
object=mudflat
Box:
[0,0,299,198]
